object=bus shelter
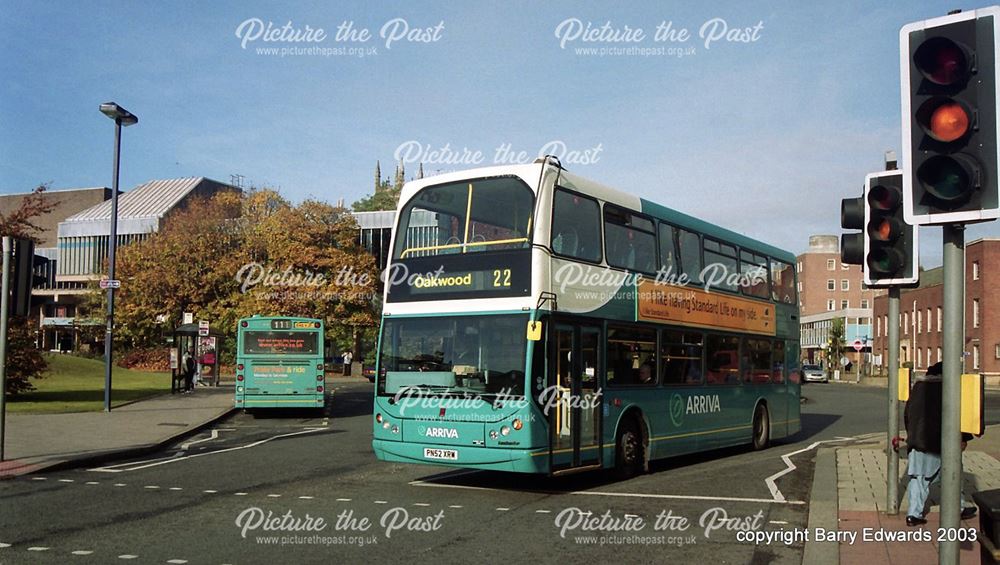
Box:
[170,323,227,392]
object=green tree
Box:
[101,189,380,364]
[826,318,845,377]
[0,184,54,394]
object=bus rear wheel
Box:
[751,404,770,451]
[614,419,643,479]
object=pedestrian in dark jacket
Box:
[903,361,977,526]
[182,349,196,393]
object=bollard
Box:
[972,489,1000,565]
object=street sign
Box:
[853,339,864,352]
[99,279,121,289]
[198,320,209,337]
[840,356,850,367]
[183,312,193,325]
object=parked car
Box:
[802,364,828,383]
[364,366,376,383]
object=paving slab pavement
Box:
[805,425,1000,564]
[0,385,235,478]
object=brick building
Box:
[797,235,885,366]
[872,238,1000,382]
[797,235,884,316]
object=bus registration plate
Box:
[424,448,458,460]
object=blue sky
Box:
[2,0,998,264]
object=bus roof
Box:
[401,162,796,264]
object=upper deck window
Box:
[393,177,533,259]
[603,205,656,274]
[551,188,602,263]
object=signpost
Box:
[99,278,121,289]
[198,320,209,337]
[853,339,863,352]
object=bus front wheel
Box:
[751,404,770,451]
[614,418,643,479]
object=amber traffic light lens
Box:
[928,101,970,142]
[868,217,900,242]
[914,37,968,85]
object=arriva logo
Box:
[425,427,459,439]
[668,394,685,427]
[686,395,721,415]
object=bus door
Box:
[549,323,602,474]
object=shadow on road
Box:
[784,412,841,443]
[412,442,780,495]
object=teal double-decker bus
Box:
[373,159,800,476]
[236,316,326,410]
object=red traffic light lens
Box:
[868,185,901,211]
[914,37,968,85]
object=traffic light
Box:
[7,237,35,317]
[901,7,1000,224]
[840,193,865,266]
[864,171,918,286]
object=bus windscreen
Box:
[243,331,319,355]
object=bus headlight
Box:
[391,425,399,434]
[489,430,498,439]
[383,422,391,430]
[237,386,243,393]
[237,375,244,381]
[376,413,383,424]
[500,426,510,436]
[512,419,523,431]
[316,386,324,393]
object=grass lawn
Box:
[7,353,172,414]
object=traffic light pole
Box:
[886,287,900,514]
[939,224,964,565]
[0,237,11,461]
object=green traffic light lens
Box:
[868,248,902,276]
[916,155,971,202]
[914,37,968,86]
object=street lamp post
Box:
[99,102,138,413]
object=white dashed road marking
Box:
[267,494,281,498]
[298,496,314,500]
[336,498,351,502]
[31,477,46,481]
[374,500,387,504]
[169,487,183,491]
[235,492,248,496]
[58,479,74,483]
[496,507,510,511]
[0,542,10,548]
[85,481,99,485]
[204,490,218,494]
[118,555,139,560]
[27,546,49,551]
[535,510,551,514]
[166,560,188,564]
